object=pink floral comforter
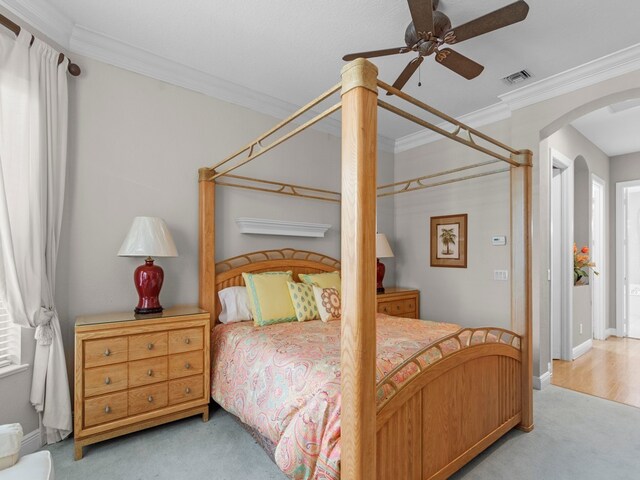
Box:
[211,314,461,479]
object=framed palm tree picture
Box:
[430,214,467,268]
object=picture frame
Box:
[430,214,467,268]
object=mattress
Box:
[211,313,461,480]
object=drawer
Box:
[84,363,128,398]
[378,301,405,316]
[128,382,168,416]
[378,301,393,315]
[169,351,203,379]
[84,336,128,368]
[168,328,203,354]
[129,356,168,388]
[129,332,168,361]
[404,298,417,314]
[84,391,128,427]
[169,375,204,405]
[390,301,405,316]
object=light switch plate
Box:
[493,270,509,281]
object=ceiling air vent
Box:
[502,70,532,86]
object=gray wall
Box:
[610,152,640,331]
[546,125,611,348]
[393,119,512,327]
[55,56,394,390]
[0,329,40,433]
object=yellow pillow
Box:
[299,271,341,294]
[287,282,319,322]
[242,271,296,327]
[312,286,341,322]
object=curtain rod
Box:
[0,14,81,76]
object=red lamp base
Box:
[134,257,164,315]
[377,258,386,294]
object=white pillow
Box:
[218,286,253,324]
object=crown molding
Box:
[70,24,396,153]
[4,0,640,155]
[499,42,640,111]
[0,0,72,49]
[394,101,511,154]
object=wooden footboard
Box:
[375,328,522,480]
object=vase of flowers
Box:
[574,244,598,285]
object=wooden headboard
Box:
[212,248,341,323]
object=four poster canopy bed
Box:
[198,59,533,480]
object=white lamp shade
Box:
[376,233,394,258]
[118,217,178,257]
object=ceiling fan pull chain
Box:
[418,63,422,87]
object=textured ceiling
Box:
[46,0,640,139]
[571,100,640,157]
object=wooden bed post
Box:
[340,58,378,480]
[199,168,216,319]
[510,150,533,431]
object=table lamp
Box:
[118,217,178,314]
[376,233,394,293]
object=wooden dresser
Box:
[376,287,420,319]
[74,306,210,460]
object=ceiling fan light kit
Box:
[343,0,530,93]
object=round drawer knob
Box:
[104,405,111,414]
[147,369,153,377]
[185,387,191,394]
[184,338,191,345]
[147,343,154,350]
[185,362,191,370]
[105,377,111,385]
[104,348,111,357]
[147,395,153,403]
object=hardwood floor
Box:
[552,337,640,408]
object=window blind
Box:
[0,301,15,368]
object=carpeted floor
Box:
[47,386,640,479]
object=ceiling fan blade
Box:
[407,0,434,38]
[444,0,529,45]
[387,56,424,95]
[435,48,484,80]
[342,47,411,61]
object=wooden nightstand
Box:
[74,306,210,460]
[376,288,420,319]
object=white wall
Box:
[610,152,640,332]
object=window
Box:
[0,300,20,368]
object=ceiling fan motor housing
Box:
[405,11,452,54]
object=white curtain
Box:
[0,29,71,443]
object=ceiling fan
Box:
[343,0,530,94]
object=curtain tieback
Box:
[35,307,55,346]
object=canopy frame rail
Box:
[213,161,510,203]
[376,80,524,166]
[205,83,342,180]
[377,99,519,167]
[378,167,510,198]
[213,173,341,203]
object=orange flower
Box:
[573,244,577,253]
[581,246,589,254]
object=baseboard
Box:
[533,371,552,390]
[606,328,618,338]
[20,428,42,456]
[572,339,593,360]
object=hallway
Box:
[552,337,640,408]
